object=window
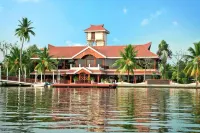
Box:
[91,32,95,40]
[87,59,94,67]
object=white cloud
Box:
[141,19,149,26]
[113,38,120,43]
[0,5,3,12]
[123,7,127,14]
[141,10,163,26]
[66,40,84,46]
[172,21,178,26]
[16,0,40,3]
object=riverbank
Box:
[117,82,200,89]
[1,81,200,89]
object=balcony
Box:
[70,64,109,70]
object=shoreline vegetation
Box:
[0,17,200,88]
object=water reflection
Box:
[0,87,200,132]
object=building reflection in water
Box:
[0,87,200,132]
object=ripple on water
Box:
[0,87,200,133]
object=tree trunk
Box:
[20,38,24,77]
[127,70,129,83]
[196,72,198,88]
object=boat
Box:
[32,82,45,87]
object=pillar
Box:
[6,67,8,80]
[70,75,72,84]
[35,70,37,83]
[41,72,42,83]
[18,68,20,83]
[53,71,54,83]
[97,75,100,83]
[134,75,136,83]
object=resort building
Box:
[31,24,160,83]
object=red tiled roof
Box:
[47,42,158,58]
[84,24,109,33]
[48,44,85,58]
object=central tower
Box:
[84,24,110,46]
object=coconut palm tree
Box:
[4,46,21,75]
[113,44,138,83]
[35,47,56,81]
[184,42,200,85]
[157,40,172,79]
[15,17,35,75]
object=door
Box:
[79,72,89,83]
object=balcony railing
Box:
[70,64,109,69]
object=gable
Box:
[72,46,106,59]
[74,68,92,74]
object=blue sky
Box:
[0,0,200,61]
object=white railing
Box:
[70,64,104,70]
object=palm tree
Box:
[15,17,35,75]
[184,42,200,85]
[35,47,56,81]
[113,44,138,83]
[157,40,172,79]
[4,46,21,75]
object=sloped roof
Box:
[84,24,110,33]
[47,42,158,59]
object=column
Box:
[70,75,72,84]
[41,72,42,83]
[18,68,20,83]
[6,68,8,80]
[35,70,37,83]
[53,71,54,83]
[134,75,136,83]
[97,75,100,83]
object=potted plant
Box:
[73,76,78,84]
[101,78,104,83]
[90,77,95,84]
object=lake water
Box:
[0,87,200,133]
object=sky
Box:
[0,0,200,61]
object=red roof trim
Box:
[84,24,110,33]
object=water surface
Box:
[0,87,200,133]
